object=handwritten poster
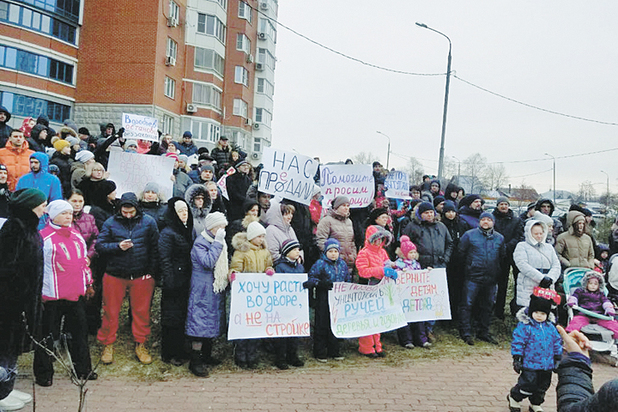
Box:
[384,170,411,199]
[107,152,175,200]
[258,147,319,205]
[396,268,451,322]
[328,279,407,338]
[217,167,235,200]
[320,164,374,208]
[228,273,310,340]
[122,113,159,142]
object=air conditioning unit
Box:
[246,53,254,64]
[251,152,260,160]
[167,17,178,27]
[260,2,268,10]
[255,62,264,71]
[258,32,266,40]
[245,118,253,126]
[253,123,260,130]
[165,56,176,66]
[186,103,198,113]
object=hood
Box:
[30,124,47,141]
[524,219,548,246]
[535,198,555,216]
[0,105,11,123]
[582,270,605,291]
[566,210,585,231]
[231,231,267,253]
[430,179,441,191]
[30,151,49,173]
[184,184,212,213]
[515,306,556,325]
[36,114,49,127]
[264,199,289,231]
[164,197,193,239]
[363,224,392,248]
[444,182,459,199]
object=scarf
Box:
[201,230,229,293]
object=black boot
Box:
[201,339,221,366]
[189,350,209,377]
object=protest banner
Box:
[258,147,319,205]
[384,170,411,199]
[122,113,159,142]
[228,273,310,340]
[396,268,451,322]
[217,167,235,200]
[320,164,374,208]
[328,278,407,338]
[107,151,175,200]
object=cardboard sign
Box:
[258,147,319,206]
[396,268,451,322]
[328,278,407,338]
[228,273,310,340]
[107,152,175,200]
[217,167,235,200]
[320,164,374,208]
[122,113,159,142]
[384,170,411,199]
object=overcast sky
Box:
[269,1,618,194]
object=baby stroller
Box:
[606,253,618,306]
[562,267,618,366]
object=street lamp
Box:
[544,153,556,205]
[376,131,391,170]
[416,22,452,183]
[601,170,610,207]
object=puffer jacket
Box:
[274,256,305,274]
[172,169,193,199]
[50,150,74,197]
[0,140,34,190]
[307,254,350,287]
[265,199,299,262]
[568,272,613,314]
[556,353,604,412]
[555,211,594,269]
[15,152,62,202]
[356,225,391,284]
[72,209,99,259]
[316,207,357,269]
[95,193,160,279]
[514,220,561,307]
[185,184,212,238]
[458,227,505,284]
[230,231,273,273]
[139,200,167,230]
[511,307,562,371]
[401,212,453,269]
[492,208,524,257]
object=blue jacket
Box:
[307,254,350,287]
[458,227,505,284]
[511,308,562,371]
[16,152,62,202]
[274,257,305,274]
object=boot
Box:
[201,339,221,366]
[529,406,544,412]
[101,344,114,364]
[135,342,153,365]
[507,394,521,412]
[189,350,209,377]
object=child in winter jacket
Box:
[393,235,431,349]
[508,288,563,412]
[356,225,398,358]
[272,239,305,370]
[304,238,350,361]
[565,271,618,338]
[229,221,274,369]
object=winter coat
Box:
[172,169,193,199]
[230,232,273,273]
[185,184,212,238]
[27,124,49,152]
[306,254,350,304]
[511,308,562,371]
[0,182,10,218]
[185,231,226,338]
[441,214,466,265]
[226,170,252,221]
[210,193,227,215]
[0,140,35,190]
[78,177,110,208]
[226,214,260,256]
[555,212,594,269]
[88,201,116,231]
[95,198,159,279]
[210,144,232,173]
[401,212,453,269]
[492,208,524,258]
[49,151,74,198]
[458,205,481,232]
[139,201,167,230]
[178,141,198,156]
[514,220,561,307]
[356,225,391,284]
[72,209,99,259]
[16,152,62,202]
[265,200,300,262]
[569,272,613,314]
[394,258,422,271]
[535,198,564,240]
[316,208,357,269]
[0,105,12,147]
[159,198,194,327]
[40,223,91,302]
[556,354,603,412]
[288,200,319,269]
[458,227,505,284]
[274,257,305,274]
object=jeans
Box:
[459,280,498,338]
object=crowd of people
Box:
[0,105,616,411]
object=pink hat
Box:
[165,153,179,161]
[400,235,417,257]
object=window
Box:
[0,44,74,84]
[197,13,225,43]
[258,17,276,42]
[238,1,252,23]
[0,90,70,122]
[0,2,77,44]
[255,108,271,126]
[234,66,248,87]
[164,76,175,99]
[233,99,248,118]
[256,78,274,96]
[208,0,227,10]
[14,0,81,22]
[162,114,174,135]
[192,83,221,109]
[253,137,261,152]
[236,33,251,54]
[190,119,220,142]
[257,48,275,69]
[166,37,177,63]
[169,0,179,23]
[194,47,225,77]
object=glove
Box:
[265,268,275,276]
[117,127,125,137]
[605,306,616,316]
[553,355,562,372]
[214,229,226,244]
[384,267,398,280]
[539,276,553,288]
[567,296,577,307]
[229,272,236,283]
[512,356,523,374]
[318,280,333,290]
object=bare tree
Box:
[463,153,487,194]
[402,157,424,185]
[442,157,459,182]
[577,180,596,202]
[484,163,509,190]
[352,151,379,165]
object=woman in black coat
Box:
[158,197,194,365]
[225,160,252,221]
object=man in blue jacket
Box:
[458,211,505,345]
[95,192,159,365]
[15,152,62,203]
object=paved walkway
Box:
[14,349,618,412]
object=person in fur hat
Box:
[565,271,618,338]
[508,288,563,412]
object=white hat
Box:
[47,200,73,220]
[246,221,266,241]
[75,150,94,163]
[204,211,227,230]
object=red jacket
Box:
[356,225,390,282]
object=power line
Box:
[510,168,552,179]
[489,146,618,165]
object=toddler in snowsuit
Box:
[508,288,562,412]
[304,238,350,361]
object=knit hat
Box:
[200,164,215,174]
[528,293,552,316]
[280,239,301,257]
[0,164,7,172]
[527,201,537,211]
[479,211,495,223]
[433,195,445,208]
[324,238,340,252]
[165,152,179,161]
[182,131,192,138]
[124,140,138,149]
[399,235,417,257]
[204,211,228,231]
[178,154,189,165]
[47,199,73,220]
[100,180,117,196]
[332,196,350,210]
[369,207,389,224]
[143,182,160,194]
[48,164,60,174]
[75,150,94,163]
[53,139,70,152]
[246,221,266,240]
[65,136,79,147]
[443,200,457,213]
[460,194,481,208]
[78,127,90,135]
[417,201,435,215]
[119,192,139,208]
[10,188,47,210]
[496,196,510,206]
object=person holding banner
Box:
[265,200,299,262]
[225,160,253,222]
[316,196,357,275]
